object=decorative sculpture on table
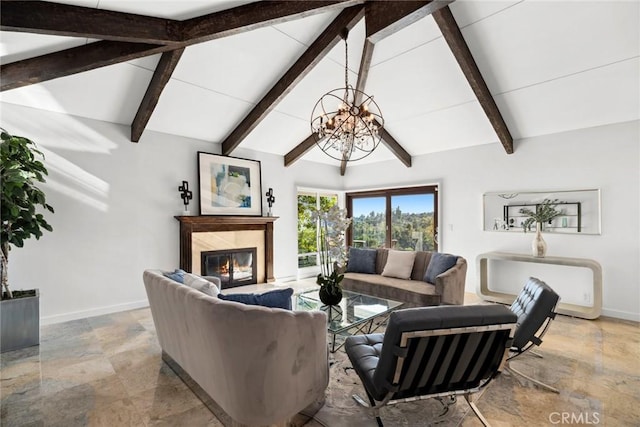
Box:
[178,181,193,214]
[265,188,275,216]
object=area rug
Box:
[306,347,479,427]
[303,338,608,427]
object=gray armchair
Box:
[345,304,517,426]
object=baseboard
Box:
[275,274,298,283]
[40,299,149,326]
[600,308,640,322]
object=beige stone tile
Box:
[85,398,147,427]
[129,382,203,424]
[109,349,183,396]
[149,403,223,426]
[42,356,116,387]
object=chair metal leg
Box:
[367,393,384,427]
[529,350,545,358]
[464,394,491,427]
[352,393,384,426]
[507,365,559,393]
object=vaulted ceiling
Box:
[1,1,638,173]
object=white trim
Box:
[40,299,149,325]
[601,308,640,322]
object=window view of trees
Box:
[391,194,435,251]
[351,197,386,248]
[348,187,437,251]
[297,191,338,268]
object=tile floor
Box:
[1,284,638,426]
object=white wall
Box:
[343,120,640,321]
[3,101,638,322]
[0,103,341,324]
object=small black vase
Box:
[319,286,342,306]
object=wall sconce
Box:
[265,188,275,216]
[178,180,193,214]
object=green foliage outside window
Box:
[297,193,337,268]
[352,209,434,251]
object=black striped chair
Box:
[345,304,517,427]
[507,277,561,393]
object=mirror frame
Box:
[483,189,601,235]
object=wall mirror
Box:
[483,189,601,235]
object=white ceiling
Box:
[1,1,638,166]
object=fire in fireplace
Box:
[201,247,257,288]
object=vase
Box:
[319,286,342,306]
[531,228,547,257]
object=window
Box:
[297,189,339,269]
[347,186,438,251]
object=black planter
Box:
[319,286,342,306]
[1,290,40,353]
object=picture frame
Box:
[197,152,263,216]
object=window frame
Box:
[346,185,439,251]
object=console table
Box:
[477,251,602,319]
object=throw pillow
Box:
[381,250,416,280]
[163,269,186,283]
[184,273,220,297]
[424,252,458,283]
[218,288,293,310]
[346,247,377,274]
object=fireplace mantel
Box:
[175,216,278,282]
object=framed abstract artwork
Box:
[197,152,263,216]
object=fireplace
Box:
[176,215,278,283]
[201,247,258,289]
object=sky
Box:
[352,194,434,217]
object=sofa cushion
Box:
[381,250,416,280]
[184,273,220,297]
[346,247,377,274]
[163,269,186,283]
[342,272,440,306]
[424,252,458,284]
[218,288,293,310]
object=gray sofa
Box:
[341,249,467,306]
[143,270,328,426]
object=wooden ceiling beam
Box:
[354,39,375,100]
[1,0,361,93]
[365,0,453,43]
[222,5,365,156]
[433,6,514,154]
[131,48,185,142]
[378,120,412,167]
[182,0,363,44]
[284,134,318,167]
[1,1,181,45]
[0,41,170,92]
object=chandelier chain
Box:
[344,35,349,89]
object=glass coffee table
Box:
[295,288,405,353]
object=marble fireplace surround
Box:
[175,216,278,283]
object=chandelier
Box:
[310,29,384,162]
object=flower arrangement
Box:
[311,205,352,305]
[519,199,563,232]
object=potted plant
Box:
[1,129,54,352]
[312,205,351,306]
[519,199,562,258]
